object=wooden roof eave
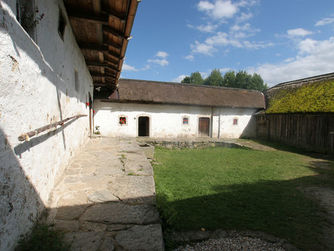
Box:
[116,0,139,84]
[64,0,139,89]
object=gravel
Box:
[174,236,286,251]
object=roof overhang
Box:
[64,0,139,97]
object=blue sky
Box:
[120,0,334,86]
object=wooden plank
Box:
[79,42,109,51]
[103,25,127,39]
[67,10,109,25]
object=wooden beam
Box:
[103,26,128,40]
[104,57,119,66]
[93,82,111,86]
[100,10,126,23]
[91,73,116,78]
[67,10,109,25]
[79,42,108,52]
[79,43,122,59]
[104,40,122,50]
[87,61,119,72]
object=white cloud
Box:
[287,28,313,37]
[315,17,334,26]
[236,12,253,23]
[156,51,168,58]
[147,58,169,66]
[197,23,219,33]
[147,51,169,66]
[185,54,195,61]
[190,31,272,56]
[220,67,233,73]
[122,63,138,72]
[198,0,238,19]
[243,41,274,49]
[249,37,334,86]
[173,74,187,82]
[191,41,215,55]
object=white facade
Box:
[94,101,257,138]
[0,1,93,250]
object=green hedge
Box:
[266,80,334,113]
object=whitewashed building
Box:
[0,0,138,250]
[94,79,265,138]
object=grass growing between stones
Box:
[16,224,69,251]
[153,146,334,250]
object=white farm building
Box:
[94,79,265,138]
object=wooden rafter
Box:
[103,26,128,40]
[91,73,117,78]
[67,10,109,25]
[86,61,118,69]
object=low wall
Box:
[255,113,334,154]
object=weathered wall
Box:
[94,101,257,138]
[0,1,93,250]
[255,113,334,154]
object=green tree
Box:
[181,76,191,83]
[249,73,268,91]
[190,72,204,85]
[235,71,251,89]
[182,69,268,91]
[204,69,223,86]
[222,71,236,87]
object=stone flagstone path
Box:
[47,137,164,250]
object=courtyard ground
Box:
[46,137,164,250]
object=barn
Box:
[94,79,265,138]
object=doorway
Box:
[138,116,150,136]
[198,117,210,136]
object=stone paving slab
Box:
[48,137,164,250]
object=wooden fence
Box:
[255,113,334,154]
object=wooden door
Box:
[199,117,210,136]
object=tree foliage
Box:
[181,69,268,91]
[181,71,203,85]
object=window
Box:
[119,116,127,125]
[16,0,36,40]
[182,117,189,125]
[74,70,79,92]
[233,118,238,125]
[58,7,66,40]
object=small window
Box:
[58,7,66,40]
[74,70,79,92]
[119,116,127,125]
[16,0,36,40]
[233,118,238,125]
[183,117,189,125]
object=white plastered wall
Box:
[94,101,257,138]
[0,1,93,250]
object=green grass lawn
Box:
[153,146,334,250]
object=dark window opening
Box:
[119,116,127,125]
[16,0,36,40]
[183,117,189,125]
[138,116,149,137]
[58,8,66,40]
[233,118,238,125]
